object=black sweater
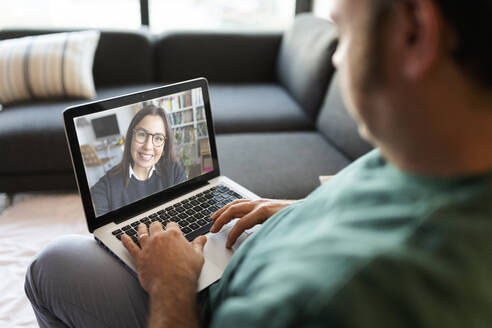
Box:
[91,161,187,217]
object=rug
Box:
[0,194,89,328]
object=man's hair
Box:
[437,1,492,88]
[376,0,492,88]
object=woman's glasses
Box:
[133,129,166,147]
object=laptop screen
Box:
[73,87,214,218]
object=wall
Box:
[75,104,137,146]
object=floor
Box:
[1,194,27,215]
[0,193,31,214]
[0,192,88,327]
[0,192,73,215]
[0,193,7,214]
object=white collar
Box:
[129,164,156,180]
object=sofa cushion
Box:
[0,29,154,87]
[316,73,373,160]
[0,101,76,174]
[0,84,161,174]
[216,132,350,199]
[0,31,100,105]
[209,84,313,133]
[277,14,338,119]
[154,32,282,83]
[0,172,77,193]
[93,31,153,87]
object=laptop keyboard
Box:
[111,184,243,245]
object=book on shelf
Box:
[197,122,208,138]
[160,90,201,115]
[192,88,204,107]
[184,127,193,143]
[173,91,192,109]
[169,111,175,125]
[174,126,197,144]
[158,97,172,112]
[195,107,205,121]
[171,110,194,126]
[172,97,179,111]
[185,92,191,107]
[184,110,193,123]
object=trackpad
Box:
[198,220,250,290]
[198,258,223,291]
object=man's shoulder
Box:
[317,204,492,326]
[320,239,492,326]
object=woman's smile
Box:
[138,152,154,161]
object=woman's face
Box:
[130,114,166,171]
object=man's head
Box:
[363,0,492,87]
[330,0,492,175]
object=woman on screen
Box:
[91,104,188,217]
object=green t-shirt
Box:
[204,150,492,327]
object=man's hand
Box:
[210,199,297,248]
[122,222,207,296]
[122,222,207,328]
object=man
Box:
[25,0,492,327]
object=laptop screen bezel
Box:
[63,78,220,233]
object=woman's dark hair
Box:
[113,104,176,187]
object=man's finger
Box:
[149,221,164,236]
[122,234,140,259]
[210,202,252,233]
[192,235,207,254]
[210,199,248,220]
[165,221,181,232]
[138,223,149,247]
[225,210,263,248]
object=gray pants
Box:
[25,235,150,328]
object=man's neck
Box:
[381,138,492,177]
[370,64,492,177]
[380,96,492,177]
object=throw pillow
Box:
[0,30,100,105]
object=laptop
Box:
[63,78,260,291]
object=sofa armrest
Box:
[154,31,282,83]
[277,14,338,119]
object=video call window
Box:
[74,87,212,217]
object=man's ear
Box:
[398,0,443,80]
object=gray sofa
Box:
[0,14,372,199]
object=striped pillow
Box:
[0,30,100,106]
